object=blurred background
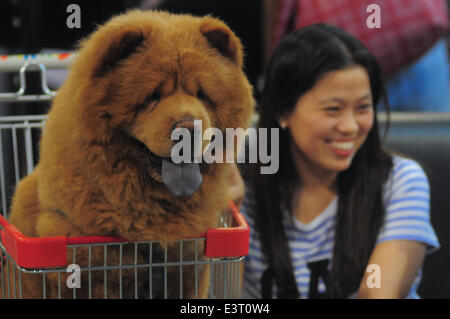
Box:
[0,0,449,298]
[1,0,450,113]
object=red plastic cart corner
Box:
[0,219,67,269]
[204,201,250,258]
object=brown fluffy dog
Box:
[7,10,254,299]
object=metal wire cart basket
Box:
[0,54,249,299]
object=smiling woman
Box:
[284,66,374,180]
[238,23,440,299]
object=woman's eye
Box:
[358,104,372,110]
[325,106,340,112]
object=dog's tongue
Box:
[161,159,202,196]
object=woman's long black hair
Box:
[252,23,393,298]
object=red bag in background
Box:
[275,0,449,76]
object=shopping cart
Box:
[0,54,249,299]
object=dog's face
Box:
[70,11,254,196]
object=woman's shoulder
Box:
[385,155,429,193]
[391,155,426,174]
[379,154,439,252]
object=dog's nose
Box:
[173,119,196,133]
[172,119,201,161]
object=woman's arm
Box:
[357,240,426,298]
[356,158,438,299]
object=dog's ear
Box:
[86,27,145,78]
[200,17,243,68]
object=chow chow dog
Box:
[7,10,254,298]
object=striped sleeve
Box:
[377,157,440,253]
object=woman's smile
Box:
[328,139,355,157]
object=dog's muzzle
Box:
[161,119,203,197]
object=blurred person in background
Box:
[264,0,450,112]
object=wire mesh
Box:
[0,236,243,299]
[0,111,244,300]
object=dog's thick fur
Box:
[7,10,254,299]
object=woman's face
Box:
[284,65,374,176]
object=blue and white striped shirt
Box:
[240,156,440,299]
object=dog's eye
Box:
[197,88,213,105]
[144,92,161,105]
[197,89,206,100]
[136,92,161,112]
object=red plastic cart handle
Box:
[0,201,249,269]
